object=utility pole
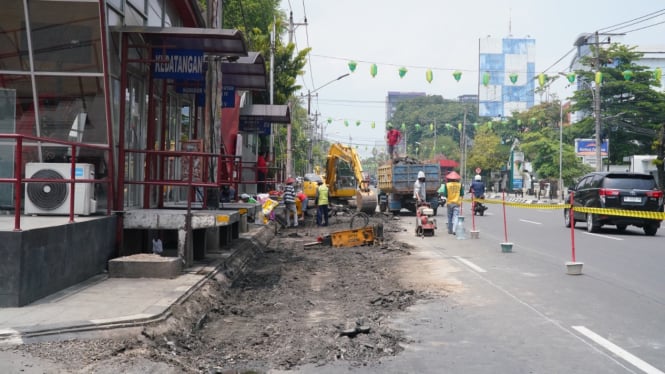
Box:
[593,30,603,172]
[283,12,307,179]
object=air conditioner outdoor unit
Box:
[25,163,96,216]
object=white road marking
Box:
[453,256,487,273]
[519,219,542,225]
[584,232,624,241]
[573,326,664,374]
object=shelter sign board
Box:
[153,49,205,80]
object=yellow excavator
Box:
[305,143,377,214]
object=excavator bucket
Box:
[356,189,377,214]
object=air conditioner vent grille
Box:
[26,169,68,210]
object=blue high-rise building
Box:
[478,37,536,118]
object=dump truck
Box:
[377,157,441,215]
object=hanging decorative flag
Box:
[538,73,546,87]
[509,73,518,84]
[453,71,462,82]
[482,72,490,86]
[622,70,634,81]
[371,121,376,129]
[426,69,434,83]
[595,71,603,85]
[654,67,662,83]
[567,73,576,83]
[370,63,378,78]
[327,117,333,124]
[429,123,434,131]
[344,120,350,127]
[356,120,361,127]
[348,61,357,73]
[398,67,408,78]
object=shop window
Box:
[0,1,29,71]
[28,1,103,73]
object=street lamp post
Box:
[289,73,350,178]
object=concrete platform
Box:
[109,254,182,279]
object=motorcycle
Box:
[472,196,488,216]
[438,193,447,212]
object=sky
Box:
[280,1,665,158]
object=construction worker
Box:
[315,180,329,226]
[443,171,463,235]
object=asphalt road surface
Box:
[294,203,665,373]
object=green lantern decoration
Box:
[429,123,434,131]
[398,67,408,78]
[344,120,350,127]
[445,123,451,129]
[348,61,357,73]
[458,123,462,132]
[401,123,406,130]
[370,63,378,78]
[509,73,518,84]
[482,72,490,86]
[538,73,547,87]
[453,71,462,82]
[517,119,522,125]
[623,70,634,81]
[415,123,421,130]
[566,73,576,84]
[371,121,376,129]
[327,117,333,124]
[487,122,492,131]
[654,67,662,83]
[595,71,603,85]
[356,120,361,127]
[386,122,392,129]
[425,69,434,83]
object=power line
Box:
[599,8,665,32]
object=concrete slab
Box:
[109,254,182,279]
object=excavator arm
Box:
[324,143,376,214]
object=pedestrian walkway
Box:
[0,222,276,345]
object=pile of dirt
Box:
[16,212,441,373]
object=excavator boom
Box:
[324,143,376,214]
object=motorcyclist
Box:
[469,174,488,215]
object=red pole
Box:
[471,195,476,231]
[570,192,576,262]
[502,190,508,243]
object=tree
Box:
[571,43,665,185]
[467,125,504,174]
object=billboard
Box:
[575,138,608,157]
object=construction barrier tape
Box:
[461,198,665,220]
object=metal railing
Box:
[0,133,113,231]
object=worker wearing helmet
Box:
[469,174,486,199]
[413,171,427,206]
[443,171,463,235]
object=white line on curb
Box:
[572,326,664,374]
[453,256,487,273]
